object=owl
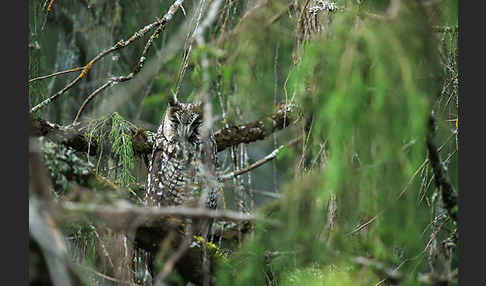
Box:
[144,98,219,210]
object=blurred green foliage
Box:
[29,0,458,285]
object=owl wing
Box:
[145,133,166,207]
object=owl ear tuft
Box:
[168,89,179,107]
[168,96,178,107]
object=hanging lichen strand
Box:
[108,112,136,187]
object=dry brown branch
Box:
[29,66,85,84]
[30,0,185,114]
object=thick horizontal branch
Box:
[214,103,301,152]
[30,114,97,155]
[30,103,301,156]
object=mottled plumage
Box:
[145,99,218,209]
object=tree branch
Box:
[426,114,458,223]
[221,136,302,180]
[30,103,301,156]
[30,0,185,114]
[60,200,272,224]
[214,103,301,152]
[30,114,97,155]
[29,66,85,84]
[73,0,184,123]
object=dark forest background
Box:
[28,0,458,285]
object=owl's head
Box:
[162,98,203,143]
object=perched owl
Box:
[145,98,219,210]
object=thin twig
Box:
[29,66,85,84]
[248,189,281,199]
[221,136,302,180]
[73,0,185,123]
[175,0,208,97]
[73,80,114,123]
[30,0,185,114]
[41,0,55,31]
[347,214,381,236]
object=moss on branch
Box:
[30,103,301,156]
